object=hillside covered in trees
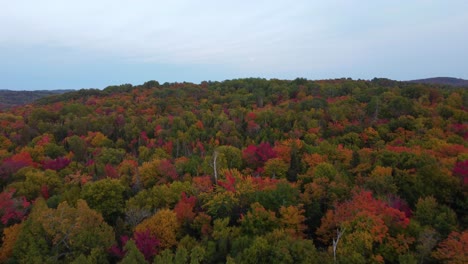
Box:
[0,78,467,263]
[0,90,72,110]
[408,77,468,87]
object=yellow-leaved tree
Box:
[135,208,180,249]
[0,223,23,262]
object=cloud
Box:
[1,0,467,84]
[1,1,350,68]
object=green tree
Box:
[119,240,147,264]
[240,202,278,236]
[66,135,88,162]
[264,158,288,179]
[96,147,126,166]
[125,181,193,213]
[81,178,126,224]
[8,168,62,200]
[204,191,239,220]
[13,199,115,263]
[153,249,175,264]
[235,229,318,264]
[216,145,243,169]
[414,196,458,237]
[43,143,66,159]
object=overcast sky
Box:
[1,0,467,90]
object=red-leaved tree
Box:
[0,189,30,225]
[242,142,277,169]
[174,192,197,224]
[453,160,468,185]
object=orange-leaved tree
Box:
[135,208,180,249]
[317,188,411,262]
[432,230,468,264]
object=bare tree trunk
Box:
[333,227,345,264]
[213,151,218,184]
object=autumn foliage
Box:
[432,231,468,263]
[0,78,466,263]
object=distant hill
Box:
[408,77,468,87]
[0,89,73,109]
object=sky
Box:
[1,0,467,90]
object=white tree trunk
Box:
[213,151,218,184]
[333,227,345,264]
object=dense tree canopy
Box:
[0,78,466,263]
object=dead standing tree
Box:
[333,227,345,264]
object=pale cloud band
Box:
[1,0,467,90]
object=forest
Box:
[0,89,71,110]
[0,77,467,263]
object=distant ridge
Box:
[0,89,73,109]
[408,77,468,87]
